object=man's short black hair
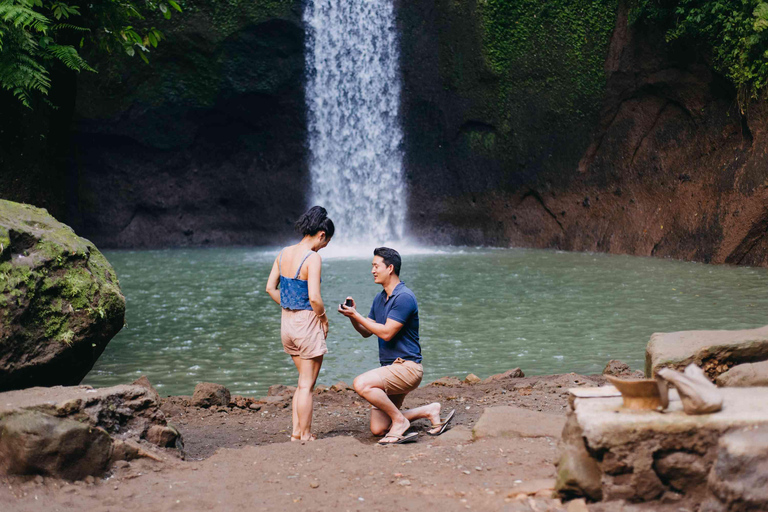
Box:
[374,247,401,276]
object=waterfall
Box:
[304,0,406,245]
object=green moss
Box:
[479,0,618,118]
[60,267,97,310]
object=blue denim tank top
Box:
[279,250,314,311]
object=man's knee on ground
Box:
[370,424,387,436]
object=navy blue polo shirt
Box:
[368,282,421,366]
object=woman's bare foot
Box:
[292,434,317,442]
[379,418,411,444]
[424,403,443,435]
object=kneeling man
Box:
[339,247,454,444]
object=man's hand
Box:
[337,296,357,318]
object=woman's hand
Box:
[320,316,329,338]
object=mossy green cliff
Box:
[0,199,125,391]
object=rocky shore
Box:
[0,369,700,512]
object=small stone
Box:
[464,374,481,384]
[462,470,471,475]
[309,482,319,489]
[113,460,130,469]
[84,476,95,485]
[397,479,411,486]
[249,403,261,410]
[429,376,463,387]
[330,381,351,392]
[191,383,231,408]
[475,466,483,471]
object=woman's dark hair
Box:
[373,247,401,276]
[295,206,335,240]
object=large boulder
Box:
[645,325,768,379]
[0,200,125,391]
[0,411,113,480]
[191,382,231,407]
[716,360,768,387]
[0,384,181,479]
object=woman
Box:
[266,206,334,442]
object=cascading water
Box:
[304,0,406,245]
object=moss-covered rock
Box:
[0,199,125,391]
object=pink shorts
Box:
[281,309,327,359]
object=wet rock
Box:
[0,199,125,391]
[191,382,231,408]
[428,376,463,387]
[267,384,296,396]
[646,325,768,379]
[483,368,525,384]
[0,411,112,480]
[473,406,565,439]
[707,426,768,512]
[464,373,481,384]
[132,375,161,404]
[716,360,768,387]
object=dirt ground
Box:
[0,373,703,512]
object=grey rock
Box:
[191,382,231,408]
[555,414,603,502]
[0,411,112,480]
[716,360,768,387]
[707,426,768,512]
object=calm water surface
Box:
[83,247,768,396]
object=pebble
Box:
[474,467,483,471]
[462,470,471,475]
[397,479,411,486]
[309,482,320,489]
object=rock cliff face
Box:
[66,0,308,248]
[400,0,768,266]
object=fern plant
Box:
[0,0,181,107]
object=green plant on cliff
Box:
[634,0,768,104]
[0,0,181,107]
[479,0,619,117]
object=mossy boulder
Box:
[0,199,125,391]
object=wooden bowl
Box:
[605,375,669,411]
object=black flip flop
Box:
[426,409,455,436]
[377,431,419,445]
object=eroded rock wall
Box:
[66,0,308,248]
[400,0,768,266]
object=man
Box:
[338,247,454,444]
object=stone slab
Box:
[473,406,566,440]
[645,325,768,377]
[716,360,768,387]
[0,384,155,416]
[573,387,768,450]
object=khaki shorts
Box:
[372,358,423,395]
[281,309,327,359]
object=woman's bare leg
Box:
[293,355,323,441]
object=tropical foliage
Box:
[633,0,768,103]
[0,0,180,107]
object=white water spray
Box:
[304,0,406,244]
